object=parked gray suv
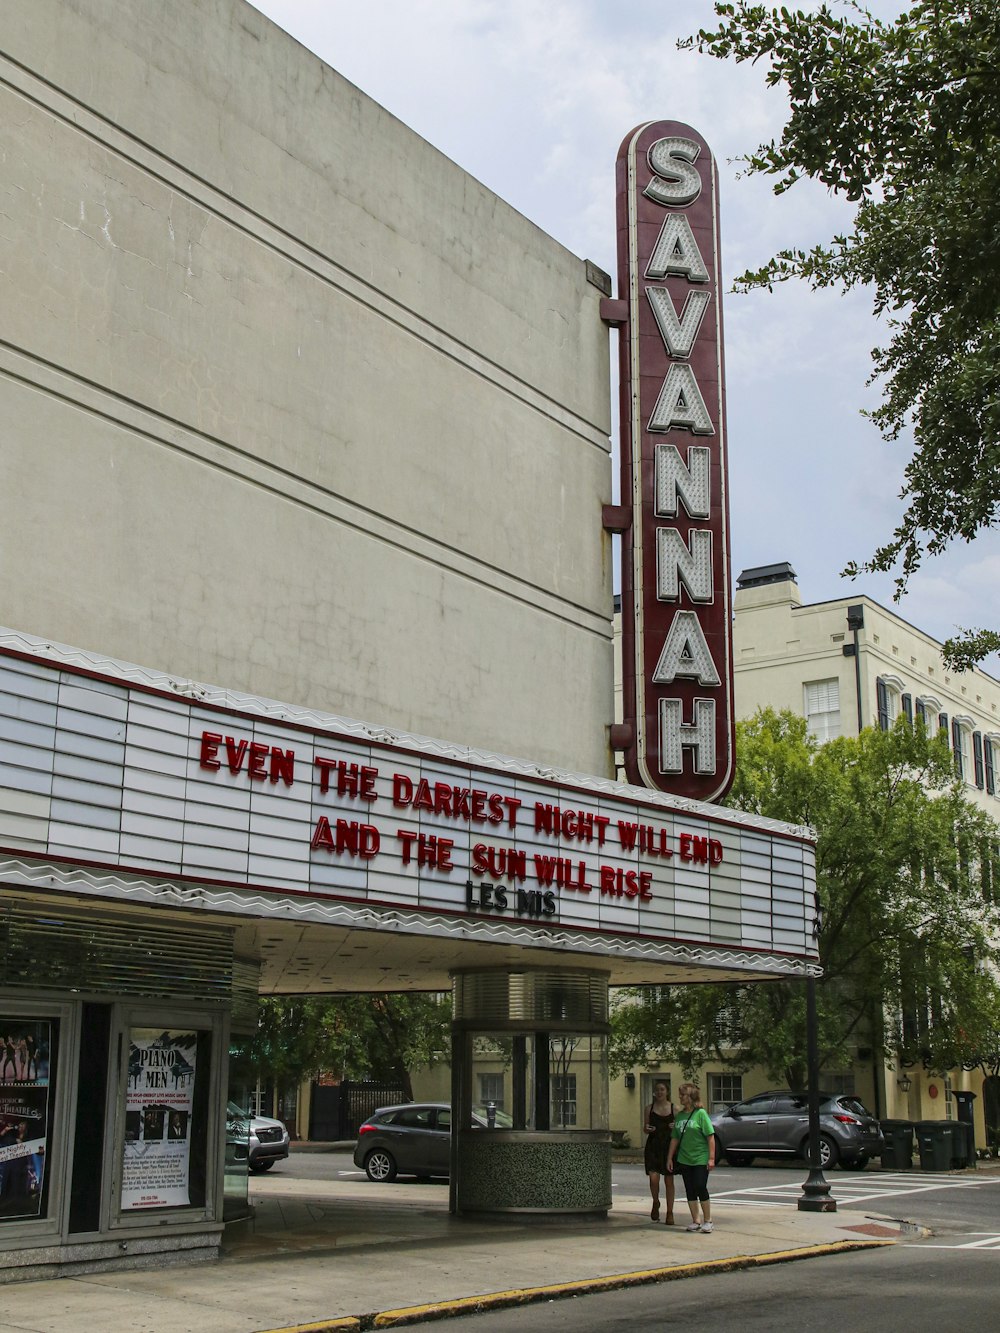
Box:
[711,1092,883,1170]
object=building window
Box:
[876,675,905,731]
[973,731,985,789]
[952,717,975,783]
[986,737,997,796]
[804,679,840,744]
[478,1073,505,1112]
[916,695,941,732]
[953,718,967,779]
[708,1073,743,1114]
[551,1074,577,1127]
[821,1071,856,1096]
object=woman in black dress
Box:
[643,1079,675,1224]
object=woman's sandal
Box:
[650,1201,660,1222]
[664,1213,675,1225]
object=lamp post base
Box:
[798,1167,838,1212]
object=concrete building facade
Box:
[0,0,818,1277]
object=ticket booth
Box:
[450,967,612,1215]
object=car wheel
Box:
[814,1135,839,1169]
[364,1148,398,1182]
[841,1155,868,1171]
[249,1159,274,1174]
[725,1151,753,1166]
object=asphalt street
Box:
[426,1245,1000,1331]
[277,1148,1000,1236]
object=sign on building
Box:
[609,121,735,802]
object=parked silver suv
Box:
[226,1101,290,1174]
[711,1092,883,1170]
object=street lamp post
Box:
[798,975,837,1212]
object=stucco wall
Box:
[0,0,614,774]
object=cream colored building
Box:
[733,562,1000,820]
[606,562,1000,1153]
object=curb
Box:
[256,1238,892,1333]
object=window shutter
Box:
[952,717,964,779]
[876,677,889,731]
[915,698,927,726]
[901,692,913,724]
[986,738,996,797]
[939,711,949,740]
[974,732,985,789]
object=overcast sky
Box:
[251,0,998,670]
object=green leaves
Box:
[610,709,1000,1083]
[684,2,1000,664]
[237,992,452,1101]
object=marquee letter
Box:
[655,444,711,519]
[645,287,711,359]
[656,529,713,603]
[644,137,702,207]
[648,364,714,435]
[652,610,721,685]
[645,214,710,283]
[659,698,716,775]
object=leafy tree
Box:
[234,992,451,1102]
[681,2,1000,667]
[611,709,1000,1089]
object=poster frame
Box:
[107,1003,226,1232]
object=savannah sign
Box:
[607,121,735,802]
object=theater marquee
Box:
[0,634,816,967]
[607,121,735,802]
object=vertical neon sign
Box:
[608,122,734,801]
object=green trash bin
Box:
[916,1121,953,1171]
[880,1120,914,1169]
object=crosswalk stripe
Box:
[712,1174,1000,1209]
[902,1236,1000,1250]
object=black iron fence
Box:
[309,1079,408,1141]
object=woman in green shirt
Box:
[666,1081,716,1233]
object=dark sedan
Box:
[353,1101,513,1181]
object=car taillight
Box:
[358,1123,377,1134]
[833,1114,860,1125]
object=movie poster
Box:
[0,1020,52,1222]
[121,1029,197,1210]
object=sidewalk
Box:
[0,1168,909,1333]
